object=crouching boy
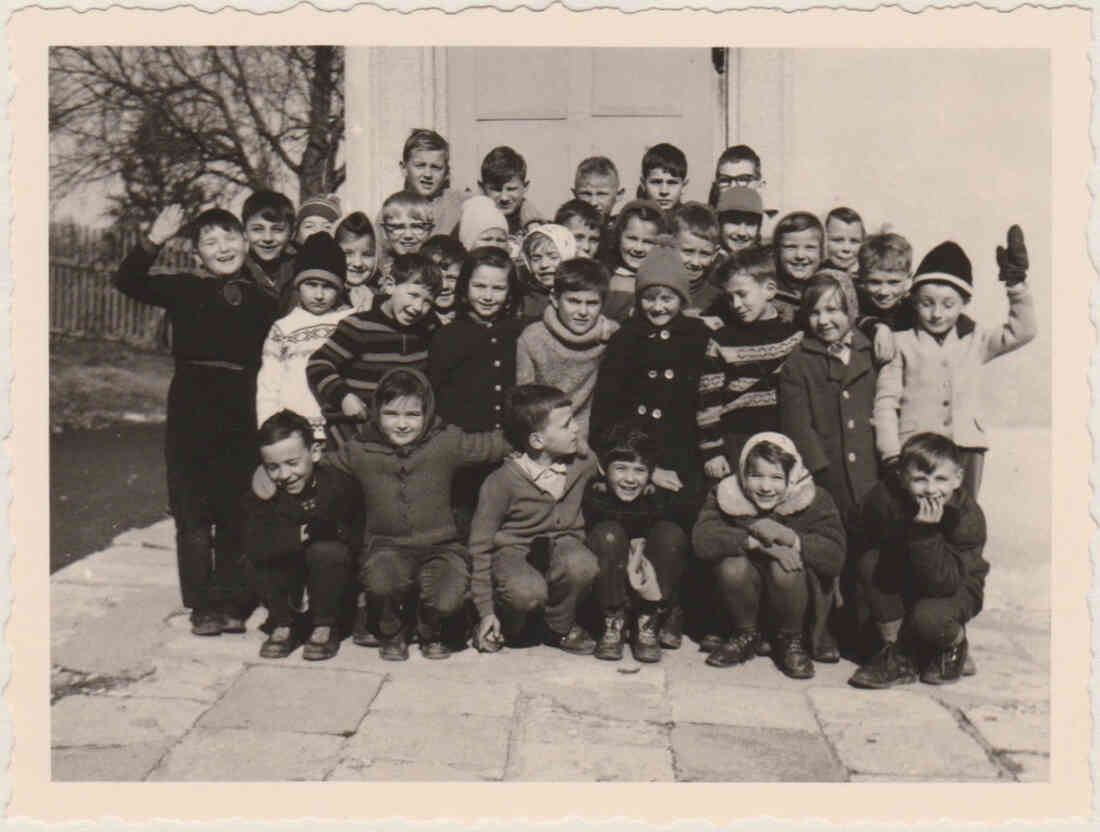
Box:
[692,432,846,678]
[848,432,988,688]
[244,410,363,660]
[585,423,689,663]
[470,385,601,655]
[329,368,511,661]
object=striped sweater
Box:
[306,306,434,415]
[697,314,803,462]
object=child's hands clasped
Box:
[149,204,186,246]
[914,494,946,524]
[704,456,732,479]
[341,393,368,419]
[996,225,1029,286]
[747,517,799,548]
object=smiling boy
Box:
[307,252,442,443]
[848,432,989,687]
[516,258,619,440]
[114,203,279,636]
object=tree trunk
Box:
[298,46,339,199]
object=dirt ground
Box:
[50,337,173,571]
[50,336,172,432]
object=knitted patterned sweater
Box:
[515,306,620,440]
[256,305,353,431]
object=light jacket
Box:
[873,283,1036,458]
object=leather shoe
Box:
[706,628,760,668]
[814,629,840,663]
[848,641,917,689]
[420,640,452,660]
[546,623,596,655]
[773,631,815,679]
[698,633,725,653]
[259,625,300,659]
[921,638,969,685]
[658,605,684,650]
[379,628,410,661]
[191,610,223,637]
[303,625,340,661]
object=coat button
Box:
[847,419,855,429]
[494,404,501,411]
[491,337,498,344]
[842,390,850,400]
[664,369,675,380]
[847,452,856,462]
[942,400,950,407]
[652,409,663,419]
[637,405,647,416]
[493,360,501,367]
[660,329,670,340]
[648,370,658,379]
[494,384,502,391]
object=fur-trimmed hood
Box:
[716,431,816,517]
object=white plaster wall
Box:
[773,49,1051,427]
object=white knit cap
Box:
[520,223,578,271]
[459,195,509,250]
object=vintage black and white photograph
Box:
[31,7,1072,806]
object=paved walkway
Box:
[51,518,1049,783]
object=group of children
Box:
[114,129,1037,690]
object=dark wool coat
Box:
[583,479,671,541]
[849,478,989,612]
[241,464,364,563]
[429,316,528,432]
[590,313,710,483]
[778,330,879,520]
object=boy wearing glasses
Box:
[377,190,435,282]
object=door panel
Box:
[447,47,722,220]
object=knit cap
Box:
[293,231,347,290]
[520,223,577,271]
[459,195,508,250]
[717,186,764,218]
[298,193,342,225]
[634,243,693,304]
[911,241,973,299]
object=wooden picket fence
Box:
[49,222,199,350]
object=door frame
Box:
[343,47,787,218]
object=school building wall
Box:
[344,47,1050,428]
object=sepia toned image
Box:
[11,3,1090,824]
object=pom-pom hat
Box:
[293,232,347,290]
[459,195,509,251]
[298,193,342,225]
[911,241,973,299]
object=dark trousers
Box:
[858,547,976,650]
[247,541,352,627]
[959,448,986,499]
[492,535,599,635]
[713,554,816,635]
[361,541,470,640]
[586,520,688,612]
[165,366,258,614]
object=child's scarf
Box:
[716,431,816,518]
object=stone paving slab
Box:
[198,665,383,734]
[52,741,172,782]
[341,711,510,778]
[104,657,248,704]
[669,679,819,733]
[148,728,346,781]
[809,688,1000,780]
[370,675,519,718]
[52,556,181,589]
[1003,751,1050,782]
[327,758,498,781]
[671,722,845,781]
[961,701,1049,754]
[50,582,147,651]
[521,695,669,748]
[507,739,675,781]
[523,672,670,724]
[52,694,207,747]
[52,584,181,677]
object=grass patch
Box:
[50,336,173,432]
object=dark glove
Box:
[747,517,799,548]
[996,225,1029,286]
